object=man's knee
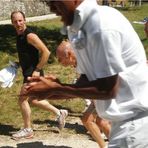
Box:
[81,114,94,126]
[29,99,39,106]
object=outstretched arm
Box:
[23,74,119,100]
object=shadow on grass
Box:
[65,122,87,135]
[0,141,72,148]
[141,37,147,41]
[0,25,16,54]
[33,118,87,135]
[0,124,18,136]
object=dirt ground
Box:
[0,115,99,148]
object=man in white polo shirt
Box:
[25,0,148,147]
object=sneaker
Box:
[12,128,34,140]
[101,133,108,141]
[57,109,68,130]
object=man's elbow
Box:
[46,50,51,58]
[108,88,118,99]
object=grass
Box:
[118,3,148,51]
[0,4,148,129]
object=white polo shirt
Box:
[65,0,148,121]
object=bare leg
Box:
[19,85,60,129]
[29,98,68,130]
[30,99,60,117]
[96,117,111,139]
[19,85,32,128]
[13,84,68,140]
[81,103,107,148]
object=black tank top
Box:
[17,28,39,78]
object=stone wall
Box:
[0,0,50,21]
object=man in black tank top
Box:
[17,27,43,82]
[11,11,68,140]
[17,27,44,82]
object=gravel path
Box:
[0,116,99,148]
[0,134,98,148]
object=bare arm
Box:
[24,74,119,100]
[55,74,119,100]
[27,33,50,76]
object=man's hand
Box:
[22,75,60,99]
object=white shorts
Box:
[108,111,148,148]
